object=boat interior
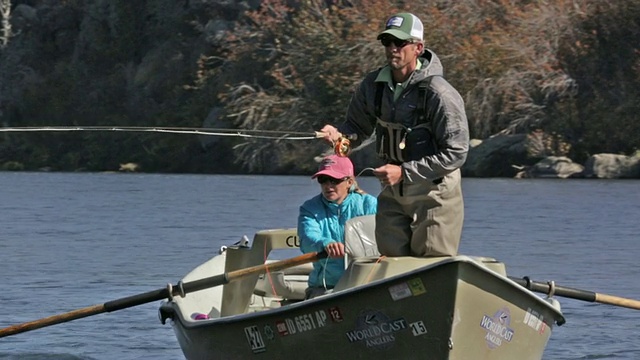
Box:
[167,215,514,322]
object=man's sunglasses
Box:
[317,176,349,185]
[380,37,415,48]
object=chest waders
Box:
[374,75,441,196]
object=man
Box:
[319,12,469,257]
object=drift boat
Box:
[158,216,565,359]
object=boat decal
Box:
[244,325,266,353]
[480,307,515,349]
[263,324,275,341]
[329,306,344,322]
[346,309,408,350]
[409,320,428,336]
[275,310,328,336]
[388,278,426,301]
[285,235,300,248]
[524,307,547,334]
[275,320,290,336]
[388,283,412,301]
[407,278,426,295]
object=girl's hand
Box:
[325,242,345,258]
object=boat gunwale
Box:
[160,255,565,329]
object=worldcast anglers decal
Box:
[388,277,427,301]
[346,309,408,350]
[480,307,515,349]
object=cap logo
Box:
[386,16,404,28]
[320,157,337,168]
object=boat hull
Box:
[161,257,562,359]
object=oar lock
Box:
[166,281,186,301]
[524,276,556,298]
[546,280,556,298]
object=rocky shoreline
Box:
[463,134,640,179]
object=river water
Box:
[0,172,638,359]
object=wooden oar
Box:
[0,251,327,338]
[509,276,640,310]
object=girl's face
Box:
[317,175,353,204]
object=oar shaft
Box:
[0,251,327,338]
[596,293,640,310]
[508,276,596,302]
[0,287,173,338]
[228,251,327,282]
[103,288,171,312]
[0,304,105,338]
[509,276,640,310]
[178,252,328,294]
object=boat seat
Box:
[253,262,312,300]
[344,215,380,259]
[252,214,378,301]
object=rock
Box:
[582,153,640,179]
[119,162,139,172]
[462,134,534,177]
[515,156,584,179]
[469,138,483,148]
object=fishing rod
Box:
[0,126,322,140]
[0,126,358,156]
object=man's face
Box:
[380,36,422,71]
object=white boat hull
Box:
[159,226,564,359]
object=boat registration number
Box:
[276,310,328,336]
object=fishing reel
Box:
[315,131,356,157]
[333,135,352,157]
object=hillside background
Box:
[0,0,638,175]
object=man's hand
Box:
[318,125,342,144]
[373,164,403,186]
[325,242,345,258]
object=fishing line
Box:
[357,167,388,191]
[356,167,377,177]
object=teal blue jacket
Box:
[298,192,377,288]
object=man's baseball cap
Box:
[312,155,354,179]
[377,13,424,41]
